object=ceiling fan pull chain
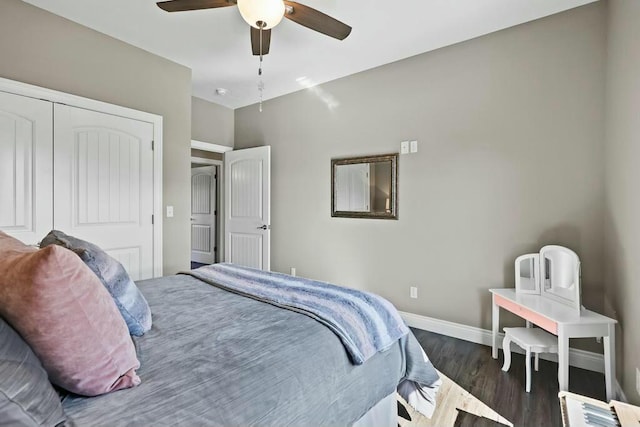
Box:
[258,25,263,76]
[258,23,264,112]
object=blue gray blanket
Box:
[185,263,410,365]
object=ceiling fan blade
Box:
[156,0,235,12]
[283,1,351,40]
[250,27,272,56]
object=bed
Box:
[0,228,439,426]
[61,270,440,426]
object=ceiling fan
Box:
[156,0,352,56]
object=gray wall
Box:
[192,96,234,147]
[603,0,640,405]
[0,0,192,275]
[235,3,607,336]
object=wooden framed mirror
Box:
[331,153,398,219]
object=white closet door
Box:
[53,104,155,280]
[0,91,53,245]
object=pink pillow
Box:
[0,231,141,396]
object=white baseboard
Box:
[400,311,628,402]
[614,381,627,402]
[399,311,605,373]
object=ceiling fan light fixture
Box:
[237,0,285,30]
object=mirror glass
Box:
[515,253,540,294]
[544,252,576,290]
[331,153,398,219]
[540,245,581,310]
[518,257,536,291]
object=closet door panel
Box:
[54,104,154,280]
[0,92,53,244]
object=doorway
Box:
[190,141,231,270]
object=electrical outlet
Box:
[166,205,174,218]
[290,267,296,277]
[636,368,640,395]
[410,287,418,299]
[410,140,418,153]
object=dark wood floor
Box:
[411,328,607,427]
[190,261,208,269]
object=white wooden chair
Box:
[502,327,558,393]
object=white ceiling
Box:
[23,0,597,109]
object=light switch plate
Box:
[410,140,418,153]
[410,286,418,299]
[166,205,174,218]
[400,141,409,154]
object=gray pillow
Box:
[0,316,66,427]
[40,230,152,337]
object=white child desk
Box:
[489,288,617,400]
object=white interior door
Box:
[191,166,216,264]
[53,104,155,280]
[224,146,270,270]
[0,91,53,245]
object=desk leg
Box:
[604,323,615,401]
[492,296,499,359]
[558,328,569,392]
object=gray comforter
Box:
[63,274,437,426]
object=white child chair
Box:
[502,327,558,393]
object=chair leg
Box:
[534,352,539,372]
[525,347,532,393]
[502,335,512,372]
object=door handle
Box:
[257,225,268,230]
